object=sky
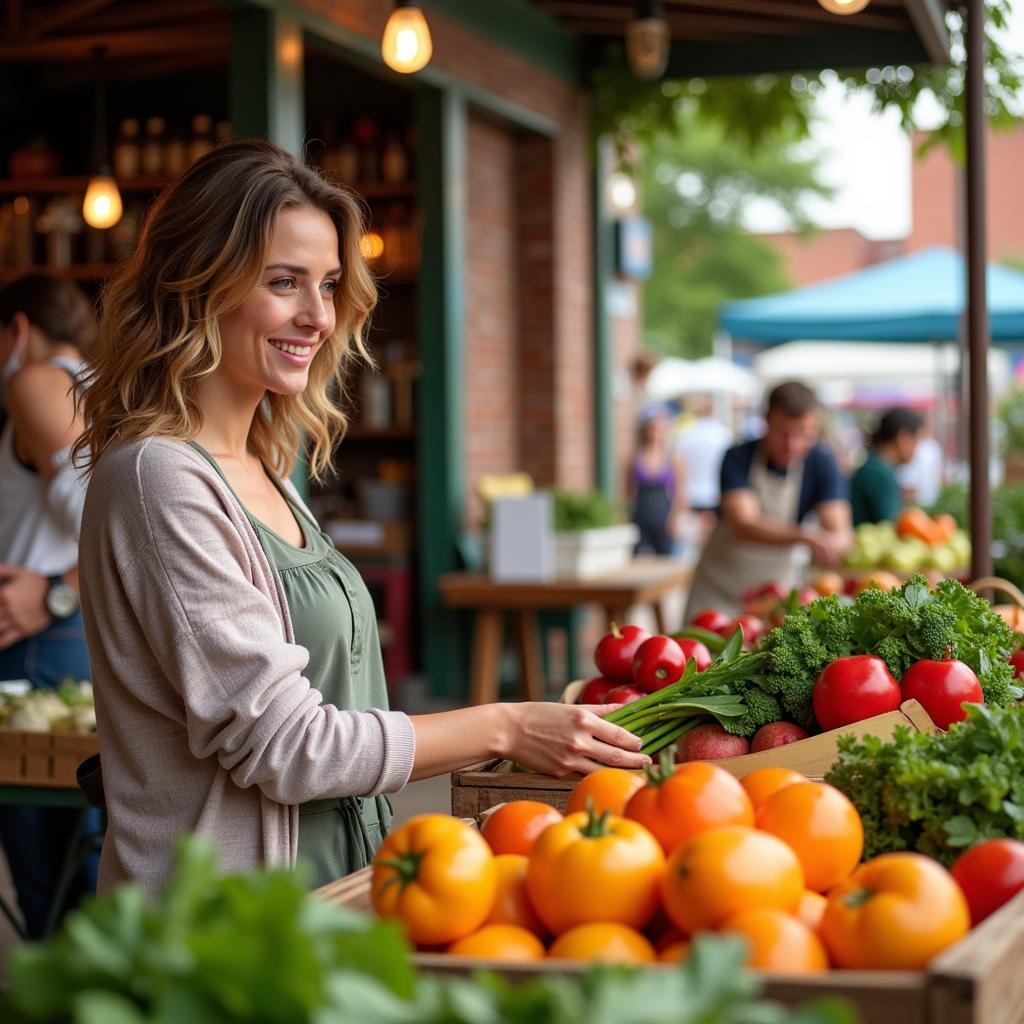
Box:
[746,1,1024,241]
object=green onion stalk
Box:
[603,631,765,757]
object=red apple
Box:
[604,683,646,705]
[676,723,749,761]
[575,677,618,705]
[676,637,712,672]
[1010,650,1024,679]
[690,608,733,634]
[750,722,810,752]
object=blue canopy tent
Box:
[718,246,1024,345]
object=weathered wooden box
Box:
[0,729,98,788]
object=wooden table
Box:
[438,557,692,705]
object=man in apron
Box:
[684,381,851,622]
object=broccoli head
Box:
[721,684,783,739]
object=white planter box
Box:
[552,524,639,579]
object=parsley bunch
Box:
[826,704,1024,865]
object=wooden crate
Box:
[451,699,937,818]
[0,729,98,788]
[316,869,1024,1024]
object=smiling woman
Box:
[72,140,649,897]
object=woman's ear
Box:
[11,311,30,354]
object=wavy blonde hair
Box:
[74,139,376,482]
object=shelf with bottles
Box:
[0,176,173,196]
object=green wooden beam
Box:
[417,86,468,699]
[424,0,583,84]
[229,3,310,498]
[593,139,615,500]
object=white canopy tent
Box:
[645,356,760,403]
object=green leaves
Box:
[827,704,1024,865]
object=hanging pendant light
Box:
[817,0,872,14]
[82,48,122,230]
[381,0,433,74]
[626,0,671,81]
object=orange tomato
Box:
[822,852,970,970]
[372,814,496,946]
[526,808,665,934]
[566,768,645,816]
[755,781,863,892]
[813,571,845,597]
[795,890,828,934]
[484,854,546,936]
[896,507,943,546]
[720,908,828,973]
[741,767,805,811]
[548,922,655,964]
[856,570,902,593]
[447,923,546,961]
[934,513,958,543]
[659,940,691,963]
[994,604,1024,634]
[624,755,754,855]
[662,826,804,934]
[480,800,564,856]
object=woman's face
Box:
[216,205,341,401]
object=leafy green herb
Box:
[4,837,855,1024]
[826,704,1024,865]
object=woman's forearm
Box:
[407,704,513,781]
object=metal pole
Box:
[965,0,992,580]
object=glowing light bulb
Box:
[817,0,871,14]
[82,175,123,229]
[608,172,637,214]
[360,232,385,260]
[381,3,432,74]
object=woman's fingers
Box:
[587,712,645,752]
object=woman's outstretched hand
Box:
[502,702,651,778]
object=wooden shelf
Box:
[328,180,416,200]
[0,263,117,282]
[0,176,172,195]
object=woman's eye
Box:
[270,277,297,290]
[322,279,340,294]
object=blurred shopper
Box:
[628,409,687,556]
[0,273,95,937]
[74,141,650,897]
[675,395,733,544]
[897,425,943,508]
[850,407,924,526]
[684,382,851,620]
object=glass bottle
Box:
[163,126,188,176]
[380,130,409,184]
[351,118,379,184]
[141,116,166,176]
[215,120,232,145]
[112,119,141,179]
[188,115,214,165]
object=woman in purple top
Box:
[629,410,687,556]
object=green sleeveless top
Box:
[188,443,393,887]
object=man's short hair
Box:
[767,381,819,418]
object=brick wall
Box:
[465,113,520,529]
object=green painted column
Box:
[593,138,615,499]
[417,86,467,699]
[229,3,308,497]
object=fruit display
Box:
[368,760,1009,975]
[0,679,94,733]
[843,513,970,575]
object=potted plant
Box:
[550,489,639,578]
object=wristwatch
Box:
[46,576,80,619]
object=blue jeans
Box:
[0,610,99,937]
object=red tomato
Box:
[812,655,902,732]
[675,638,712,672]
[731,614,766,647]
[576,677,617,705]
[605,684,646,705]
[899,659,984,731]
[632,636,687,693]
[1010,651,1024,679]
[691,609,732,634]
[951,839,1024,925]
[595,624,651,683]
[797,587,819,606]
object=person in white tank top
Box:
[0,273,96,939]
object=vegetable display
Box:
[825,704,1024,864]
[598,575,1020,756]
[0,680,95,733]
[4,835,854,1024]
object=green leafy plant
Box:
[552,489,624,532]
[998,388,1024,455]
[826,704,1024,865]
[3,836,856,1024]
